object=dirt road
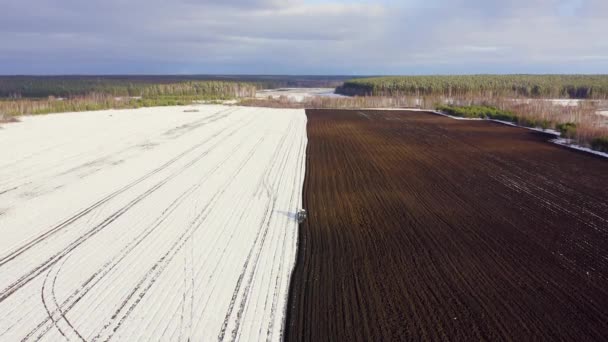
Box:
[287,109,608,341]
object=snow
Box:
[551,138,608,158]
[429,110,484,121]
[0,105,307,341]
[510,98,585,107]
[255,88,346,102]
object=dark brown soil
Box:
[286,110,608,341]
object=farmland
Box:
[0,106,307,340]
[2,103,608,342]
[287,109,608,341]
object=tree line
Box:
[0,77,259,99]
[336,75,608,99]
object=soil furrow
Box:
[287,109,608,341]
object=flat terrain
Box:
[256,88,347,103]
[287,109,608,341]
[0,106,307,341]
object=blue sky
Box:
[1,0,606,75]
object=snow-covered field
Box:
[0,105,307,341]
[256,88,346,102]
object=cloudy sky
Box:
[1,0,606,75]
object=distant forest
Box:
[0,75,354,116]
[0,75,352,99]
[336,75,608,99]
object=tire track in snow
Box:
[20,117,259,340]
[94,136,265,341]
[235,119,304,342]
[0,109,238,267]
[219,119,301,342]
[0,108,236,196]
[246,123,304,342]
[40,255,86,341]
[0,107,307,341]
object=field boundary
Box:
[283,124,310,342]
[429,109,608,159]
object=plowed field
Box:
[287,109,608,341]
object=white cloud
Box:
[0,0,606,74]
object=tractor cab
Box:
[296,209,307,223]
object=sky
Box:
[0,0,607,75]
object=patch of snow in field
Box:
[544,99,583,107]
[256,88,346,102]
[0,105,307,341]
[431,110,484,121]
[552,138,608,158]
[510,98,587,107]
[488,119,518,127]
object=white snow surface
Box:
[256,88,345,102]
[0,105,307,341]
[552,138,608,158]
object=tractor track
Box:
[0,106,306,341]
[23,117,259,341]
[0,115,252,305]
